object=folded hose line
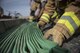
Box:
[0,22,70,53]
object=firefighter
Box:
[37,0,80,46]
[29,0,47,22]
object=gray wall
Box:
[0,19,26,34]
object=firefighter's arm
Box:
[29,0,41,22]
[38,0,55,27]
[44,2,80,46]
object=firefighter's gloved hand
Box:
[44,24,66,46]
[38,20,46,28]
[28,16,34,22]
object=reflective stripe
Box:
[61,16,78,30]
[41,13,50,22]
[43,13,50,19]
[57,12,80,35]
[63,12,80,27]
[57,19,75,35]
[51,11,58,18]
[42,15,49,19]
[41,16,49,22]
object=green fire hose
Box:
[0,22,70,53]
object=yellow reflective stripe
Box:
[51,11,58,18]
[41,13,50,22]
[57,19,75,35]
[63,12,80,27]
[43,13,50,19]
[41,16,49,22]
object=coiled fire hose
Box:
[0,22,70,53]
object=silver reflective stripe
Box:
[61,16,78,30]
